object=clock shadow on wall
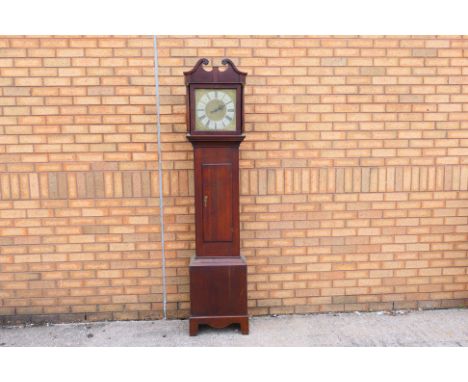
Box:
[184,58,249,336]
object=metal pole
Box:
[153,35,167,319]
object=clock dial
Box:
[195,89,236,131]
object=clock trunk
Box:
[194,143,240,257]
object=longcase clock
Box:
[184,58,248,336]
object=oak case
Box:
[185,59,249,336]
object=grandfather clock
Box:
[184,58,248,336]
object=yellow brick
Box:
[0,35,464,321]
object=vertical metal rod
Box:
[153,35,167,319]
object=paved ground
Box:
[0,309,466,346]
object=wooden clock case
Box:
[184,58,248,336]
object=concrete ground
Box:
[0,308,466,346]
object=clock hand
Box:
[210,104,225,114]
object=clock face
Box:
[195,89,237,132]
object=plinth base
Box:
[189,315,249,336]
[189,255,248,336]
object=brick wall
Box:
[158,36,468,317]
[1,35,467,323]
[0,36,164,322]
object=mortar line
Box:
[153,35,167,320]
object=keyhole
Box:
[203,195,208,207]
